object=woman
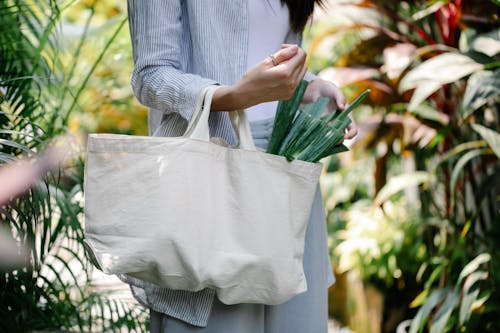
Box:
[125,1,357,332]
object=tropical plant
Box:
[0,1,147,331]
[307,0,499,331]
[64,0,148,136]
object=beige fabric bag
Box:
[84,86,322,305]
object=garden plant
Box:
[0,1,147,331]
[307,0,499,332]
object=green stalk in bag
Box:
[277,96,330,156]
[277,111,310,156]
[267,81,370,162]
[267,80,309,154]
[284,115,323,158]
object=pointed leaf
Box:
[411,105,449,124]
[457,253,491,285]
[338,89,371,117]
[439,140,488,165]
[470,28,500,57]
[425,264,445,290]
[411,1,447,21]
[400,53,484,92]
[459,271,489,325]
[462,70,500,119]
[470,292,491,312]
[408,82,442,111]
[409,289,447,333]
[410,290,429,308]
[450,148,491,192]
[430,291,460,333]
[375,171,431,204]
[471,124,500,158]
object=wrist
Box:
[211,85,252,111]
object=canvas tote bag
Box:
[84,85,323,305]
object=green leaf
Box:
[338,89,371,118]
[410,290,429,308]
[457,253,491,285]
[472,167,500,215]
[425,264,445,290]
[411,1,448,21]
[0,138,36,155]
[410,105,448,124]
[470,292,491,312]
[450,148,491,192]
[471,124,500,158]
[375,171,431,204]
[459,271,489,325]
[316,144,349,161]
[409,289,447,333]
[400,53,484,91]
[439,140,488,165]
[400,53,484,108]
[430,291,460,333]
[462,70,500,119]
[470,28,500,57]
[408,82,442,111]
[459,28,478,53]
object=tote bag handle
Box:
[185,85,257,151]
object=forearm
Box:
[132,65,216,120]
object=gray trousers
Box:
[151,118,334,333]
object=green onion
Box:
[267,80,309,154]
[266,80,370,162]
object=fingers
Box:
[270,47,307,99]
[344,122,358,140]
[237,45,307,105]
[270,45,299,66]
[298,65,307,81]
[328,85,346,110]
[303,79,346,112]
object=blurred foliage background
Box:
[1,0,498,332]
[1,0,147,332]
[306,1,499,332]
[63,0,148,136]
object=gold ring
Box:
[269,54,278,66]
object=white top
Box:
[245,0,290,122]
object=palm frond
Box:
[1,1,148,331]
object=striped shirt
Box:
[124,0,316,327]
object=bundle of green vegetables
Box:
[266,80,369,163]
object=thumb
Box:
[271,45,298,66]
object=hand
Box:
[302,78,358,140]
[212,45,307,111]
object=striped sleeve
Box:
[127,0,218,122]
